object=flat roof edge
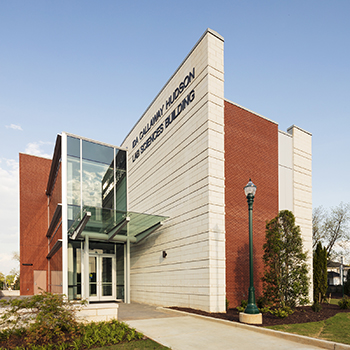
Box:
[205,28,224,42]
[19,152,52,160]
[287,124,312,136]
[63,132,128,151]
[121,28,224,146]
[224,98,279,125]
[278,129,293,138]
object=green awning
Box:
[68,206,168,243]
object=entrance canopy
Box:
[68,206,168,244]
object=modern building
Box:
[20,29,312,312]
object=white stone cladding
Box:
[279,126,313,303]
[278,130,293,211]
[121,29,225,312]
[288,125,313,303]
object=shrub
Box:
[0,291,86,346]
[259,306,271,314]
[0,319,144,349]
[270,306,294,318]
[0,293,143,350]
[311,301,322,312]
[240,299,248,308]
[0,291,83,330]
[338,296,350,309]
[236,299,247,312]
[257,296,267,309]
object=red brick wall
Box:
[224,101,279,307]
[20,154,51,295]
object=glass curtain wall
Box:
[49,164,63,294]
[68,241,82,299]
[66,135,127,300]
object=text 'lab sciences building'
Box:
[20,29,312,312]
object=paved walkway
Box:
[119,303,340,350]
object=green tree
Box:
[6,274,16,289]
[262,210,309,308]
[313,242,328,302]
[0,272,4,289]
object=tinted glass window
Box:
[67,136,80,158]
[67,156,80,206]
[115,150,126,171]
[82,140,114,164]
[82,159,109,207]
[89,242,115,254]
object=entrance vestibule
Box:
[68,240,125,302]
[89,253,116,301]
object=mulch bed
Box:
[170,303,350,326]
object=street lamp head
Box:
[244,179,257,197]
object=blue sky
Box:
[0,1,349,274]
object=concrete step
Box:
[76,302,119,323]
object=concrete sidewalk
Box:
[119,303,348,350]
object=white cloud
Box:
[0,159,19,275]
[0,140,53,275]
[0,253,18,276]
[5,124,23,131]
[25,141,53,159]
[5,159,19,170]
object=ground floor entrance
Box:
[89,254,115,301]
[68,240,125,302]
[63,204,167,304]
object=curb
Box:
[159,307,350,350]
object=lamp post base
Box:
[239,312,263,325]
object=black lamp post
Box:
[243,179,260,315]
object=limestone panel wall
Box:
[278,130,293,211]
[121,29,225,312]
[287,125,313,302]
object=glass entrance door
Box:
[89,254,116,301]
[101,256,113,298]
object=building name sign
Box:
[132,68,196,163]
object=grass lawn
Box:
[93,338,170,349]
[329,298,341,305]
[266,313,350,345]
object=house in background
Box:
[327,260,349,286]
